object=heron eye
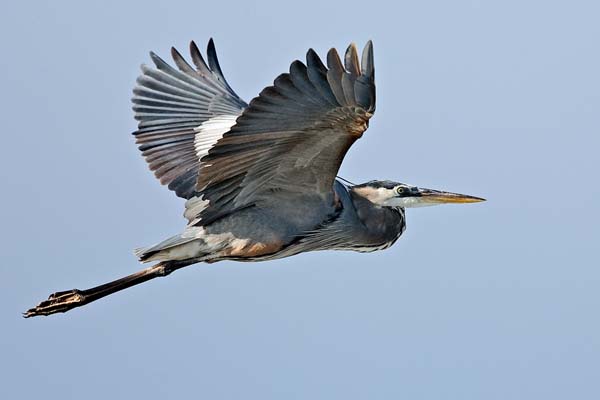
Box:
[396,187,405,195]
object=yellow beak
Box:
[418,188,486,204]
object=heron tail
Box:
[134,234,201,262]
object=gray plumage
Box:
[133,39,380,263]
[24,39,483,317]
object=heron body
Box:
[138,180,406,264]
[25,39,484,317]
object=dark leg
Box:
[23,260,194,318]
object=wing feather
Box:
[344,43,361,77]
[306,49,339,106]
[326,48,348,106]
[131,39,247,199]
[192,41,376,226]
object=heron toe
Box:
[23,289,85,318]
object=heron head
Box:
[351,180,485,208]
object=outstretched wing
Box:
[193,41,375,226]
[132,39,247,199]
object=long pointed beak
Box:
[417,188,486,204]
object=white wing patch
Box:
[184,114,239,225]
[194,114,238,160]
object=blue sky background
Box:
[2,1,599,399]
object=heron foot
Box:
[23,289,86,318]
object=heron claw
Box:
[23,289,85,318]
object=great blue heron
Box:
[24,39,484,318]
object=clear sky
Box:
[2,1,599,399]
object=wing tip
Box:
[205,37,233,91]
[326,47,343,73]
[306,48,328,73]
[344,42,360,76]
[361,40,375,78]
[289,59,307,72]
[170,46,184,64]
[206,38,217,64]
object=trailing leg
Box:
[23,260,194,318]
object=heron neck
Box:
[349,188,405,236]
